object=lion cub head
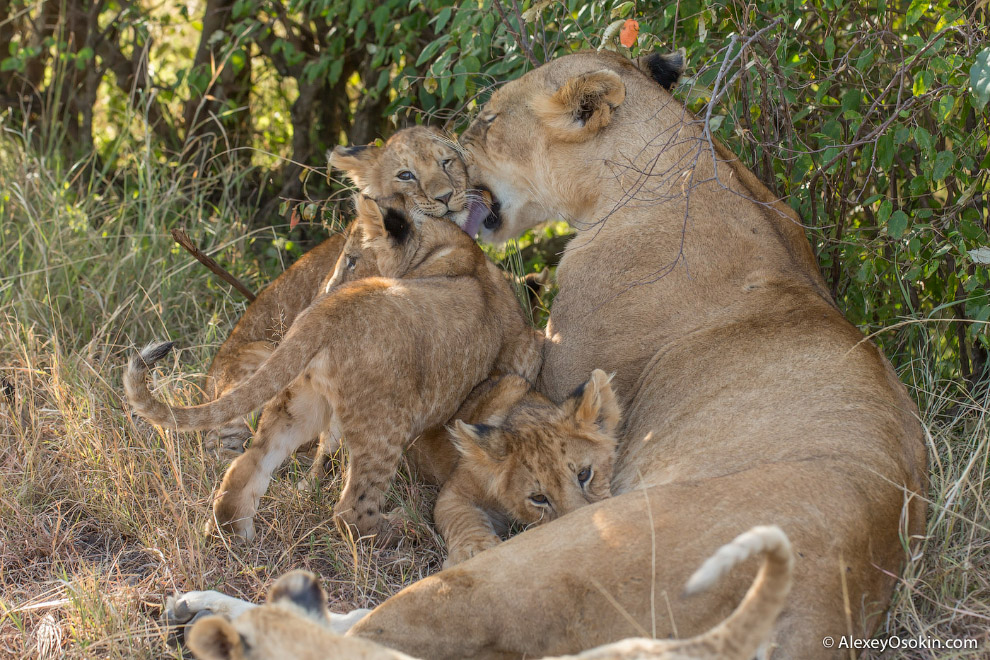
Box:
[452,369,621,525]
[329,125,492,235]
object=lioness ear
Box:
[568,369,621,435]
[634,48,686,90]
[268,570,329,622]
[186,616,244,660]
[533,69,625,142]
[449,420,506,460]
[328,144,381,191]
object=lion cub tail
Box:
[679,525,794,659]
[125,314,326,431]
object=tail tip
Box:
[682,525,790,597]
[135,341,176,369]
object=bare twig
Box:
[170,228,257,301]
[492,0,539,68]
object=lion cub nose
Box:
[435,191,453,207]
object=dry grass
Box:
[1,130,987,660]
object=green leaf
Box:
[931,150,955,182]
[877,133,894,171]
[878,199,892,225]
[913,127,932,154]
[888,211,909,239]
[970,47,990,110]
[416,35,450,67]
[610,1,635,19]
[434,7,452,32]
[913,70,932,96]
[906,0,928,26]
[824,35,834,61]
[0,57,22,73]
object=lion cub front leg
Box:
[211,380,332,540]
[435,479,501,568]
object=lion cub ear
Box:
[634,48,686,90]
[449,420,507,461]
[568,369,621,436]
[328,144,382,191]
[186,615,245,660]
[268,570,329,623]
[533,69,626,143]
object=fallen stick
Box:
[170,228,257,302]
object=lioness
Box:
[205,126,493,455]
[180,525,794,660]
[126,196,541,541]
[437,369,619,567]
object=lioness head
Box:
[329,125,492,234]
[458,49,685,241]
[322,194,481,294]
[450,369,620,525]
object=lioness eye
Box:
[397,171,416,181]
[577,467,593,486]
[345,255,356,270]
[484,114,498,124]
[530,493,549,506]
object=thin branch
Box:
[170,228,257,302]
[492,0,539,68]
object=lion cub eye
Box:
[397,170,416,181]
[441,158,453,170]
[345,255,357,271]
[530,493,549,506]
[577,467,592,486]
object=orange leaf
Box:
[289,207,300,229]
[619,19,639,48]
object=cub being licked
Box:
[125,195,542,542]
[436,369,620,568]
[205,125,493,456]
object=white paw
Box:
[328,608,373,635]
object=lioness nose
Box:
[435,191,453,206]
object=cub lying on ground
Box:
[125,195,541,542]
[436,369,620,567]
[181,525,793,660]
[204,125,493,455]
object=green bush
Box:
[2,0,987,390]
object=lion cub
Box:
[125,195,542,541]
[436,369,620,568]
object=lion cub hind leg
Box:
[332,420,414,546]
[204,340,275,456]
[297,415,344,493]
[211,378,332,541]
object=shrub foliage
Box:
[1,0,988,388]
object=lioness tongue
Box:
[461,197,489,238]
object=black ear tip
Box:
[382,207,412,243]
[640,50,685,90]
[339,144,371,156]
[269,571,325,616]
[569,380,587,399]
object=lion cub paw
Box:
[443,535,501,569]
